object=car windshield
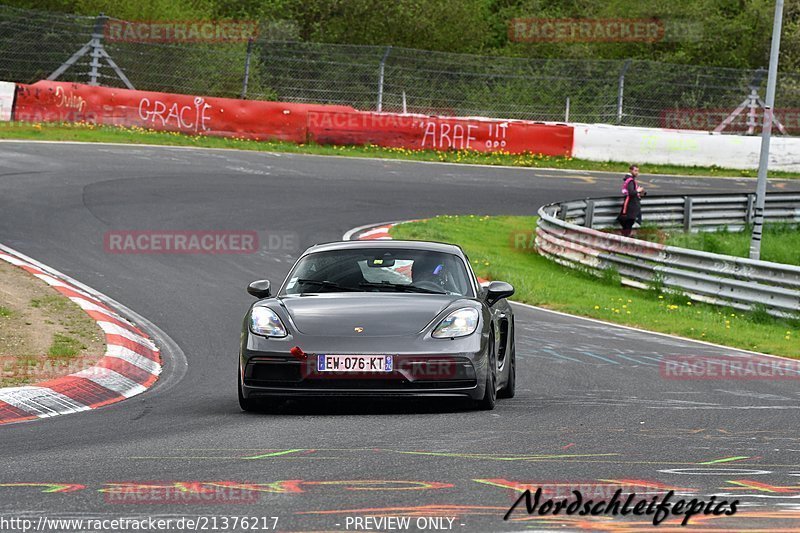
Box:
[282,248,473,297]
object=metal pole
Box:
[616,59,632,124]
[88,13,108,85]
[402,91,407,114]
[565,96,570,122]
[241,37,254,99]
[750,0,784,260]
[377,46,392,112]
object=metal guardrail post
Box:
[746,193,756,225]
[585,200,595,229]
[683,196,693,232]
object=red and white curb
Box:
[0,248,161,425]
[342,221,401,241]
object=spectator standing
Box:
[617,165,645,237]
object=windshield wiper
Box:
[359,281,446,295]
[296,279,357,292]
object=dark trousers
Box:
[620,219,635,237]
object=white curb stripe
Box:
[0,253,36,268]
[97,321,157,350]
[68,296,120,317]
[0,387,91,418]
[359,226,392,238]
[105,344,162,375]
[73,368,147,398]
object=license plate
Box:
[317,354,393,373]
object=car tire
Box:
[472,332,496,411]
[497,333,515,399]
[238,370,284,412]
[238,370,259,412]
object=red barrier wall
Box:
[11,80,573,156]
[307,110,573,156]
[13,81,354,142]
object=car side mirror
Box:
[247,280,271,299]
[485,281,514,306]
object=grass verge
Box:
[641,224,799,266]
[0,261,105,387]
[390,215,799,358]
[1,121,799,179]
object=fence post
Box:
[88,13,108,85]
[616,59,632,124]
[565,97,570,122]
[377,46,392,112]
[683,196,693,232]
[402,91,407,114]
[241,37,254,99]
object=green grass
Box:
[1,121,798,179]
[47,334,85,358]
[652,224,800,266]
[0,306,14,318]
[30,294,69,311]
[390,215,799,358]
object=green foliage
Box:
[3,0,798,70]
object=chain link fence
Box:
[2,3,800,133]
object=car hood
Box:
[276,293,471,337]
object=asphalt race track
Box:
[2,141,800,532]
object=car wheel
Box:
[238,370,284,412]
[472,332,496,411]
[238,369,259,412]
[497,334,515,399]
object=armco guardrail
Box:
[536,192,800,317]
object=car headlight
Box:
[432,308,479,339]
[250,307,287,337]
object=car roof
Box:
[303,240,466,257]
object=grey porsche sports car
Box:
[238,240,515,411]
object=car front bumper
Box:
[239,330,490,400]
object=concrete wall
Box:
[572,123,800,172]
